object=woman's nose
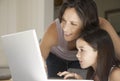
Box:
[63,23,70,32]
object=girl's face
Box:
[76,38,97,70]
[61,8,83,42]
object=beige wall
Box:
[0,0,53,67]
[0,0,17,67]
[16,0,44,39]
[16,0,54,39]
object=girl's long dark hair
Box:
[80,29,120,81]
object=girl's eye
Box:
[78,48,84,53]
[80,48,84,52]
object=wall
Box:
[95,0,120,32]
[16,0,54,39]
[95,0,120,17]
[0,0,53,67]
[0,0,17,67]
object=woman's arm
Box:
[40,21,58,60]
[99,17,120,59]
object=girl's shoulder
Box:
[109,66,120,81]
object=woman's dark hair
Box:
[79,29,120,81]
[58,0,99,30]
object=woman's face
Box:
[61,8,83,42]
[76,38,97,69]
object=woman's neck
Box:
[67,40,77,50]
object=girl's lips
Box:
[79,60,83,64]
[80,60,82,62]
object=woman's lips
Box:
[64,34,71,36]
[64,34,73,39]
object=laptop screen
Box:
[1,29,47,81]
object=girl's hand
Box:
[57,71,83,79]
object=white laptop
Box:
[1,29,93,81]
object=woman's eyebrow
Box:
[78,46,84,49]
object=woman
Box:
[40,0,120,78]
[58,29,120,81]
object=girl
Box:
[58,29,120,81]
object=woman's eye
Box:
[71,22,78,26]
[71,23,76,26]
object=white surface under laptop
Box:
[1,29,93,81]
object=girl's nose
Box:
[76,52,81,58]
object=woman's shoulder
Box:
[46,18,60,33]
[41,19,59,47]
[109,66,120,81]
[45,18,61,42]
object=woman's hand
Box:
[57,71,83,79]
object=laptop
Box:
[1,29,93,81]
